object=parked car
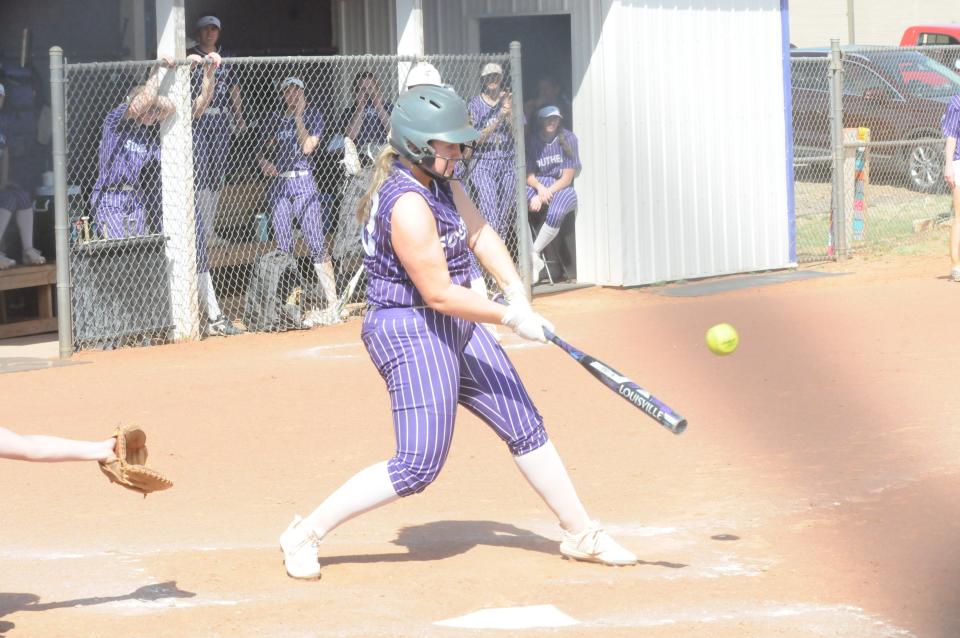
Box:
[900,24,960,71]
[791,47,960,192]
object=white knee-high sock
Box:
[0,209,11,241]
[314,259,339,307]
[196,189,218,243]
[15,208,35,251]
[532,223,560,255]
[198,271,222,320]
[303,460,400,539]
[514,440,591,533]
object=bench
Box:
[0,263,58,339]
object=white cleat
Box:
[531,252,545,282]
[280,515,322,580]
[303,307,345,328]
[22,247,46,265]
[560,521,638,566]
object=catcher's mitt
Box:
[99,425,173,496]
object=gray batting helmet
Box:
[389,85,478,165]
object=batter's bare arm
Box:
[392,192,511,325]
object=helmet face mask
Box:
[420,141,475,182]
[390,85,479,182]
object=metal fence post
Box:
[828,38,847,259]
[509,41,532,293]
[50,46,73,358]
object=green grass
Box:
[794,182,952,262]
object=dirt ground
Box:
[2,250,960,637]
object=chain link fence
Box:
[792,43,960,262]
[58,51,528,351]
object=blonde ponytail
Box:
[356,145,400,223]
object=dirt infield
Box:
[2,251,960,637]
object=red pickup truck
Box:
[900,25,960,70]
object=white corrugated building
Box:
[337,0,796,287]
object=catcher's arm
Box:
[0,426,115,462]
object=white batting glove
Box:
[502,305,554,343]
[502,281,530,310]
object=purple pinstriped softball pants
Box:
[91,190,213,273]
[268,173,331,262]
[91,190,148,238]
[526,176,577,229]
[361,305,548,497]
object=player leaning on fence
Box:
[189,15,246,249]
[90,54,230,333]
[189,16,245,337]
[278,85,638,580]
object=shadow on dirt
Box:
[321,520,687,570]
[0,581,194,636]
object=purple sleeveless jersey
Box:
[362,162,472,308]
[261,107,325,173]
[467,95,514,160]
[527,129,581,180]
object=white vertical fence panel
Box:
[574,0,792,286]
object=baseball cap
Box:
[537,105,562,119]
[196,15,221,30]
[279,76,305,91]
[481,62,503,77]
[405,62,442,90]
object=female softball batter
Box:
[258,77,339,325]
[526,105,580,281]
[279,85,636,579]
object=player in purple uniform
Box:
[943,94,960,280]
[189,16,245,336]
[466,62,517,239]
[189,15,246,249]
[90,57,179,239]
[0,82,46,269]
[90,55,233,331]
[526,105,581,281]
[278,85,637,580]
[257,77,340,325]
[405,63,501,339]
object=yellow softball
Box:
[706,323,739,356]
